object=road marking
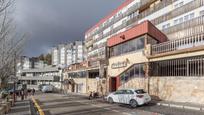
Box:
[122,112,132,115]
[112,110,120,112]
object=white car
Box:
[41,85,53,93]
[106,89,151,108]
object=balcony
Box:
[151,33,204,55]
[152,0,204,26]
[163,16,204,35]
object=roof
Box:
[107,21,168,47]
[21,66,59,73]
[85,0,134,35]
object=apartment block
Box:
[51,41,85,67]
[82,0,204,104]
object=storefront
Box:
[107,21,168,92]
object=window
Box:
[135,89,146,94]
[109,37,145,57]
[200,10,204,16]
[120,64,145,84]
[184,15,189,21]
[179,17,183,23]
[174,19,178,25]
[150,56,204,77]
[125,90,134,94]
[190,13,195,19]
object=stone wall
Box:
[119,77,204,104]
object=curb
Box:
[156,102,203,111]
[31,96,44,115]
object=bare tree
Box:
[0,0,26,88]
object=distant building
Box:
[17,66,61,90]
[16,56,48,76]
[51,41,85,67]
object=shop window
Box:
[109,37,145,57]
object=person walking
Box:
[21,89,24,101]
[32,88,35,96]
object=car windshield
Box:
[135,89,146,94]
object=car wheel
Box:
[108,97,114,104]
[130,99,138,108]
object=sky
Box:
[14,0,124,57]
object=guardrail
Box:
[30,96,44,115]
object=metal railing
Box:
[152,0,204,26]
[151,33,204,55]
[163,16,204,35]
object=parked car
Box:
[41,85,53,93]
[38,84,46,91]
[106,89,151,108]
[0,89,9,98]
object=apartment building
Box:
[85,0,204,67]
[51,41,85,67]
[85,0,204,104]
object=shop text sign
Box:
[111,59,129,69]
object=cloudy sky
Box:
[14,0,124,57]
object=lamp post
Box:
[58,65,65,94]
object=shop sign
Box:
[111,59,129,69]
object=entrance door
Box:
[109,77,117,92]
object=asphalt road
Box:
[33,93,204,115]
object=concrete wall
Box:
[119,77,204,104]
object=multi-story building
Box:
[84,0,204,104]
[85,0,204,68]
[18,66,61,90]
[51,41,85,67]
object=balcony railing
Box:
[163,16,204,35]
[152,0,204,26]
[151,33,204,55]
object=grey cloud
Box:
[14,0,124,56]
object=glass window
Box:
[139,64,145,77]
[109,37,145,57]
[137,38,145,50]
[190,13,195,19]
[125,90,134,94]
[129,67,135,79]
[184,15,189,21]
[179,17,183,23]
[200,10,204,16]
[134,65,139,77]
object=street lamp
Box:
[58,65,66,93]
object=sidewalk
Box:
[6,100,31,115]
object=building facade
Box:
[84,0,204,104]
[18,66,61,90]
[51,41,85,67]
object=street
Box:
[33,93,204,115]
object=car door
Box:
[117,90,126,103]
[124,90,135,104]
[112,90,122,103]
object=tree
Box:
[0,0,26,88]
[37,53,52,65]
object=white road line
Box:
[122,112,132,115]
[112,110,120,112]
